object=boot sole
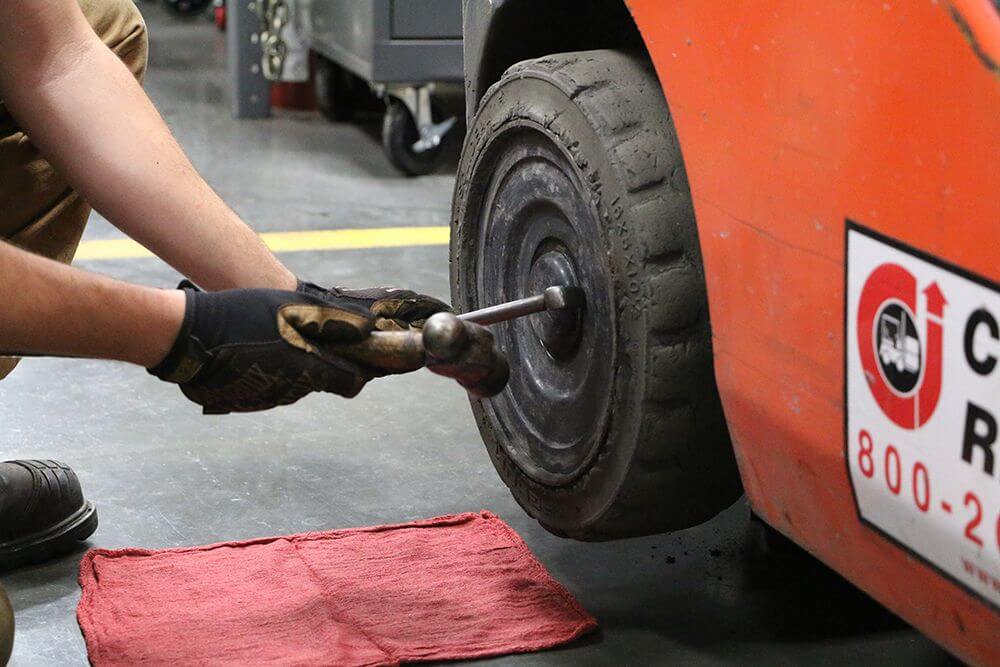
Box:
[0,502,98,571]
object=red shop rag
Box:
[77,511,597,666]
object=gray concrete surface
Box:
[0,5,957,666]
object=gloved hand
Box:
[149,284,377,414]
[297,281,450,331]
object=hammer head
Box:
[543,286,585,312]
[423,312,510,398]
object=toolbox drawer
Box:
[301,0,464,83]
[391,0,462,39]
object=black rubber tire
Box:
[381,98,446,177]
[451,50,742,540]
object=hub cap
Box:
[528,246,582,360]
[473,127,615,486]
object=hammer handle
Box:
[332,330,425,372]
[329,315,509,398]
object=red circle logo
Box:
[856,263,946,429]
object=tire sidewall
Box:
[451,75,649,533]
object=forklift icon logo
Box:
[856,262,946,429]
[876,302,921,392]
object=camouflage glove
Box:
[149,283,375,414]
[297,281,451,331]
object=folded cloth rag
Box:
[77,511,596,666]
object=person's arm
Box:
[0,240,507,411]
[0,239,371,413]
[0,241,183,367]
[0,0,295,291]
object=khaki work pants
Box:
[0,0,148,380]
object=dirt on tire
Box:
[451,50,743,540]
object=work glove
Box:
[149,283,377,414]
[297,281,451,331]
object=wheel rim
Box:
[472,125,615,486]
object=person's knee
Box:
[0,583,12,667]
[79,0,149,82]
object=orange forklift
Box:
[450,1,999,663]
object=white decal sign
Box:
[846,221,999,609]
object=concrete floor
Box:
[1,6,958,666]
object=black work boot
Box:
[0,461,98,570]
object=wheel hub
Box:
[527,246,583,360]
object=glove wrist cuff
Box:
[295,279,325,298]
[147,289,207,383]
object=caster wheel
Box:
[381,97,447,177]
[162,0,213,19]
[451,50,741,540]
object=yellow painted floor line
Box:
[75,226,451,261]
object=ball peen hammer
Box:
[331,286,584,397]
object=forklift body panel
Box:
[463,1,1000,663]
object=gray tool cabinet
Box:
[296,0,464,174]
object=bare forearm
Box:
[0,241,183,368]
[0,0,295,291]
